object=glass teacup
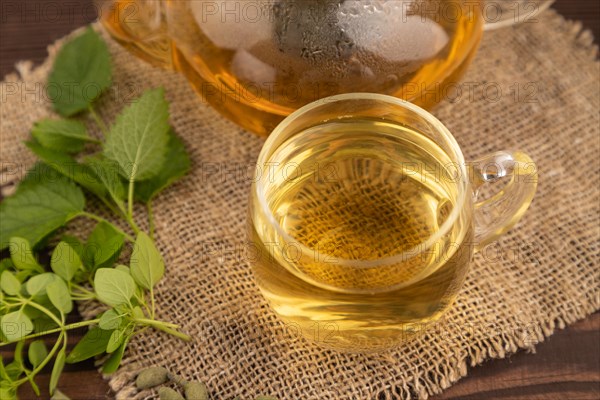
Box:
[247,93,537,351]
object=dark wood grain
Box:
[1,1,599,399]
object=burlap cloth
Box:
[1,9,599,400]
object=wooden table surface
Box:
[1,1,599,399]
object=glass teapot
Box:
[97,1,546,135]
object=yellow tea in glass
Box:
[248,94,537,351]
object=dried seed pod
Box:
[136,367,169,389]
[184,381,208,400]
[159,387,185,400]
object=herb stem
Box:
[88,104,109,137]
[14,332,64,387]
[79,212,135,242]
[133,318,180,330]
[150,288,156,319]
[25,370,41,396]
[127,179,135,223]
[146,322,191,341]
[133,292,153,317]
[98,195,126,220]
[126,214,141,235]
[23,300,63,328]
[0,319,101,346]
[71,283,95,296]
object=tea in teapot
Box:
[101,0,484,134]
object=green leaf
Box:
[130,232,164,289]
[23,303,47,320]
[61,235,84,259]
[131,306,145,319]
[104,88,170,181]
[106,326,129,353]
[4,361,22,381]
[0,169,85,250]
[135,130,191,203]
[0,387,16,400]
[31,118,94,153]
[85,222,124,269]
[13,341,25,368]
[25,143,107,199]
[0,271,21,295]
[0,389,16,400]
[94,268,135,307]
[102,335,129,374]
[49,347,66,395]
[0,356,11,381]
[115,265,130,274]
[28,340,49,368]
[0,259,15,274]
[66,327,112,363]
[1,311,34,341]
[26,273,59,296]
[8,237,43,272]
[47,279,73,314]
[47,27,112,117]
[32,314,60,333]
[99,309,123,330]
[83,157,126,210]
[15,269,36,283]
[51,389,71,400]
[51,241,82,281]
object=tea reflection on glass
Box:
[247,94,537,351]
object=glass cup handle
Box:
[469,150,538,251]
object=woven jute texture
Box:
[1,9,599,400]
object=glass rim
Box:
[254,92,469,269]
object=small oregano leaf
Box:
[51,241,82,281]
[131,306,145,319]
[31,118,94,153]
[94,268,136,307]
[47,27,112,116]
[130,232,164,290]
[26,273,59,297]
[0,258,14,274]
[66,327,113,363]
[50,389,71,400]
[85,222,124,269]
[106,326,129,353]
[28,341,49,368]
[1,311,34,342]
[102,335,129,374]
[0,271,21,296]
[47,279,73,314]
[49,347,66,395]
[104,88,170,182]
[8,237,43,273]
[99,309,123,330]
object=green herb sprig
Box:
[0,27,191,399]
